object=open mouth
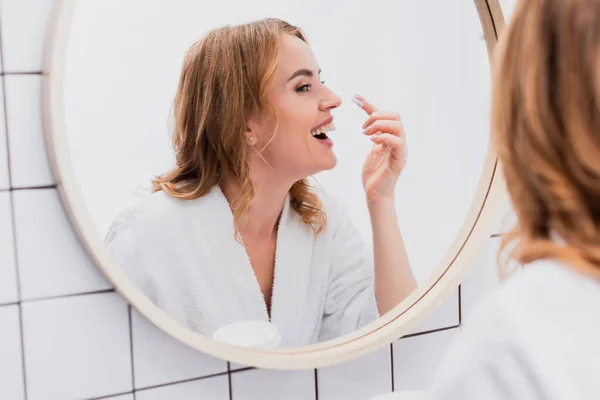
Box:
[311,123,336,140]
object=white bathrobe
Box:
[104,186,379,347]
[427,259,600,399]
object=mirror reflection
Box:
[62,0,490,348]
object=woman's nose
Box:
[320,87,342,111]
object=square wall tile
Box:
[0,305,25,400]
[231,369,315,400]
[4,76,54,188]
[0,0,54,72]
[13,188,110,300]
[136,375,229,400]
[131,308,227,389]
[21,292,132,400]
[318,345,392,400]
[0,193,18,304]
[0,79,9,190]
[393,328,459,392]
[407,288,459,335]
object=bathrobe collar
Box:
[202,186,315,347]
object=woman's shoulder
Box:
[464,258,600,340]
[485,259,600,307]
[104,189,214,244]
[435,259,600,398]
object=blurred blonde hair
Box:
[151,18,326,238]
[492,0,600,278]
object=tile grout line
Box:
[0,289,117,311]
[16,305,28,400]
[0,71,43,76]
[0,13,29,398]
[128,306,136,397]
[134,370,232,393]
[0,185,58,193]
[401,324,459,339]
[458,285,462,325]
[0,8,10,192]
[84,390,135,400]
[390,343,395,392]
[227,362,233,400]
[228,366,254,374]
[314,369,319,400]
[21,288,116,303]
[9,184,57,191]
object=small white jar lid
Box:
[212,320,282,349]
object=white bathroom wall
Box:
[0,1,515,399]
[61,0,490,287]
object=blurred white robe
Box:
[427,259,600,400]
[104,185,379,347]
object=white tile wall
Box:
[318,345,392,400]
[0,192,18,304]
[392,328,459,392]
[231,369,315,400]
[408,288,459,335]
[0,0,54,72]
[131,307,228,389]
[4,76,54,187]
[0,2,507,400]
[0,79,9,190]
[135,375,229,400]
[21,292,132,400]
[0,305,25,400]
[12,188,110,300]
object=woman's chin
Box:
[315,155,338,173]
[296,154,338,178]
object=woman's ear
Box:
[244,128,257,146]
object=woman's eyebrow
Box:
[287,68,321,82]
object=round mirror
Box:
[43,0,505,368]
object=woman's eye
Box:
[296,84,312,93]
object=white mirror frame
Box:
[41,0,507,370]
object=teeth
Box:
[311,122,336,136]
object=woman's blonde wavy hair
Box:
[151,18,326,238]
[492,0,600,278]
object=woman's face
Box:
[248,34,342,181]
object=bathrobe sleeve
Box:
[318,199,380,341]
[103,209,159,304]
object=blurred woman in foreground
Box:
[428,0,600,398]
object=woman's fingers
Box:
[352,94,378,115]
[362,119,404,137]
[362,110,402,129]
[370,133,407,162]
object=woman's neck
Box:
[221,176,292,240]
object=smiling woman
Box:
[103,18,415,347]
[42,0,504,369]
